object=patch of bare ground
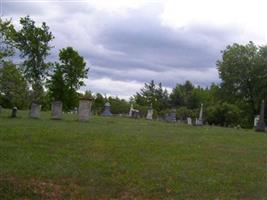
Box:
[0,176,81,199]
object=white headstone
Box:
[196,104,203,126]
[146,109,153,120]
[78,98,92,121]
[129,104,133,117]
[254,115,260,127]
[30,103,41,119]
[51,101,62,120]
[187,117,192,125]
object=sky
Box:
[2,0,267,99]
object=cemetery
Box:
[1,100,267,199]
[1,7,267,200]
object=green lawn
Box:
[0,109,267,199]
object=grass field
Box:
[0,109,267,199]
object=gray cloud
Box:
[2,1,246,98]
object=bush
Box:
[176,107,197,120]
[206,103,241,126]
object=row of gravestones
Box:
[4,98,93,121]
[129,103,204,126]
[1,98,204,126]
[2,99,113,121]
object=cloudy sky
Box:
[2,0,267,99]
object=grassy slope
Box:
[0,109,267,199]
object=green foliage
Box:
[91,93,105,115]
[134,80,169,112]
[176,106,197,120]
[57,47,88,90]
[206,103,241,126]
[170,81,209,109]
[48,47,88,110]
[0,18,15,62]
[217,41,267,119]
[108,96,130,114]
[9,16,54,102]
[0,62,29,109]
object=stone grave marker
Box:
[129,104,133,117]
[11,107,17,118]
[51,101,62,120]
[254,115,260,127]
[132,110,140,118]
[78,98,92,121]
[146,104,153,120]
[255,100,265,132]
[102,102,112,116]
[30,103,41,119]
[165,109,176,122]
[187,117,192,125]
[196,104,203,126]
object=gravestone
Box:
[255,100,265,132]
[132,110,140,118]
[128,104,140,118]
[146,104,153,120]
[165,109,176,122]
[129,104,133,117]
[196,103,203,126]
[254,115,260,127]
[51,101,62,120]
[102,102,112,116]
[78,98,92,121]
[187,117,192,125]
[30,103,41,119]
[11,107,17,118]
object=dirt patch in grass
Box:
[0,176,81,200]
[0,176,151,200]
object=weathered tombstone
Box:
[102,102,112,116]
[11,107,17,118]
[146,104,153,120]
[129,104,133,117]
[128,104,140,118]
[132,110,140,118]
[187,117,192,125]
[255,100,265,132]
[196,103,203,126]
[78,98,92,121]
[51,101,62,120]
[165,109,176,122]
[30,103,41,119]
[254,115,260,127]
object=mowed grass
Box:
[0,109,267,199]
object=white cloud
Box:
[161,0,267,43]
[3,0,267,100]
[82,77,144,100]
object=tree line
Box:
[1,16,267,128]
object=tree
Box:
[170,81,205,109]
[0,18,15,63]
[217,41,267,122]
[91,93,105,115]
[108,96,130,114]
[48,47,88,110]
[9,16,54,103]
[0,61,29,109]
[206,103,241,127]
[134,80,169,112]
